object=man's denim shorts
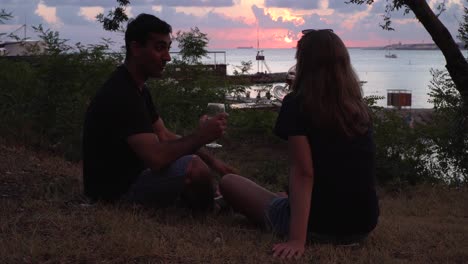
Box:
[124,155,194,208]
[265,197,369,245]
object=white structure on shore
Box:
[0,40,46,56]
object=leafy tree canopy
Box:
[458,1,468,49]
[175,27,209,65]
[96,0,129,32]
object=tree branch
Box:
[0,9,12,24]
[96,0,130,32]
[404,0,468,126]
[434,0,447,17]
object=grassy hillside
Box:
[1,139,467,264]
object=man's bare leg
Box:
[182,155,216,211]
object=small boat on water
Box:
[385,46,398,58]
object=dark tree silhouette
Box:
[96,0,130,32]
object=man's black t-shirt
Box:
[82,65,159,201]
[274,94,379,236]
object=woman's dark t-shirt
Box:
[274,94,379,236]
[82,66,159,201]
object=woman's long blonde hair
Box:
[291,30,370,138]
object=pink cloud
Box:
[207,27,297,49]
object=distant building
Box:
[0,40,46,56]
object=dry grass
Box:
[1,142,467,264]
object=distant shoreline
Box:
[351,42,466,50]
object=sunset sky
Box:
[0,0,465,49]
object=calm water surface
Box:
[198,48,467,109]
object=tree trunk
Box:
[405,0,468,129]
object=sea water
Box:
[200,48,467,109]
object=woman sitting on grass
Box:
[219,29,379,259]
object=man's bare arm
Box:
[128,113,227,171]
[151,117,237,174]
[152,118,180,142]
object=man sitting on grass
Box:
[82,13,236,211]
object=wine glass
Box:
[205,103,225,148]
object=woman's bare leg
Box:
[219,174,278,224]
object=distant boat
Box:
[385,45,398,58]
[237,46,254,49]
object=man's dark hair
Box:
[125,13,172,57]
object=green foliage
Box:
[363,95,441,187]
[148,65,227,133]
[0,28,122,160]
[32,25,72,54]
[0,9,12,24]
[229,109,278,139]
[428,69,463,110]
[367,69,467,187]
[371,108,436,186]
[364,95,385,107]
[0,9,12,39]
[427,69,467,183]
[175,27,209,65]
[96,0,129,32]
[0,24,237,161]
[346,0,468,186]
[145,27,230,132]
[459,2,468,49]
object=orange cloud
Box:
[208,27,297,49]
[264,8,305,26]
[35,0,62,25]
[79,7,104,22]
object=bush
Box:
[148,61,230,132]
[0,26,244,160]
[371,108,437,186]
[0,31,122,159]
[368,69,467,187]
[426,69,467,184]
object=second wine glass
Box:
[205,103,225,148]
